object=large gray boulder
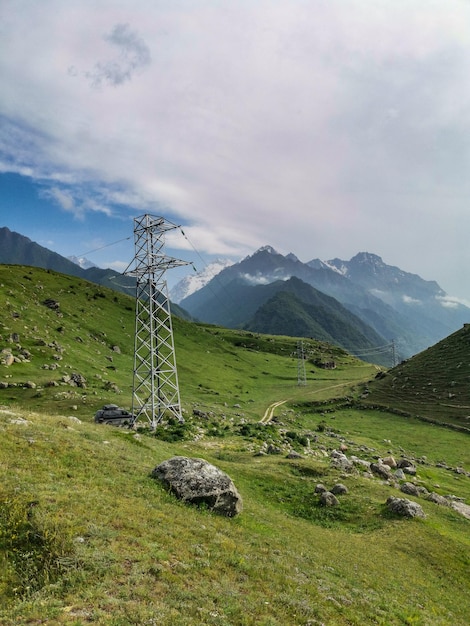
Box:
[386,496,426,519]
[152,456,243,517]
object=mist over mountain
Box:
[178,247,470,359]
[2,225,468,361]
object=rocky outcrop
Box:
[151,456,243,517]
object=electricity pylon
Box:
[124,214,188,428]
[297,340,307,386]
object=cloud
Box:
[40,185,114,220]
[84,23,151,87]
[402,295,422,305]
[436,295,470,309]
[2,1,470,299]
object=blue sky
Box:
[1,1,470,299]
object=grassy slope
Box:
[0,265,469,625]
[363,324,470,430]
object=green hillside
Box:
[363,324,470,430]
[1,265,469,625]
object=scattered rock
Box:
[370,462,393,480]
[286,450,303,459]
[403,466,417,476]
[425,492,450,507]
[397,458,413,469]
[400,482,420,497]
[330,451,354,472]
[331,483,348,495]
[1,351,14,367]
[151,456,243,517]
[314,483,327,494]
[450,501,470,519]
[319,491,339,507]
[386,496,426,519]
[382,456,397,469]
[43,298,60,310]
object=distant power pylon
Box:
[124,215,188,429]
[297,340,307,386]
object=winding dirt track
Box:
[259,381,357,424]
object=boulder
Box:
[286,451,303,459]
[330,451,354,472]
[370,462,392,480]
[425,492,450,507]
[382,456,397,468]
[314,483,327,494]
[400,482,420,497]
[151,456,243,517]
[319,491,339,507]
[386,496,426,519]
[331,483,348,495]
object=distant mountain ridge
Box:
[178,246,470,359]
[0,226,137,295]
[2,226,468,361]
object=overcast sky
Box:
[1,0,470,298]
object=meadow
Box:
[0,265,469,625]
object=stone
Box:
[397,458,413,469]
[152,456,243,517]
[319,491,339,507]
[386,496,426,519]
[370,462,392,480]
[286,451,303,459]
[400,482,420,497]
[331,483,348,495]
[330,452,354,472]
[382,456,397,468]
[1,352,14,367]
[403,465,417,476]
[314,483,327,494]
[425,493,450,507]
[450,501,470,519]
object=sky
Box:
[1,0,470,298]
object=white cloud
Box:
[402,295,422,305]
[1,1,470,299]
[436,295,470,309]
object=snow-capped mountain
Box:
[68,255,96,270]
[170,258,234,304]
[179,246,470,359]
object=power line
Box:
[75,236,132,258]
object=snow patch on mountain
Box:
[170,258,234,303]
[68,255,96,269]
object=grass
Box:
[1,265,469,624]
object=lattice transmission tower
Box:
[124,215,188,429]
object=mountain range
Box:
[2,226,468,363]
[175,246,470,360]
